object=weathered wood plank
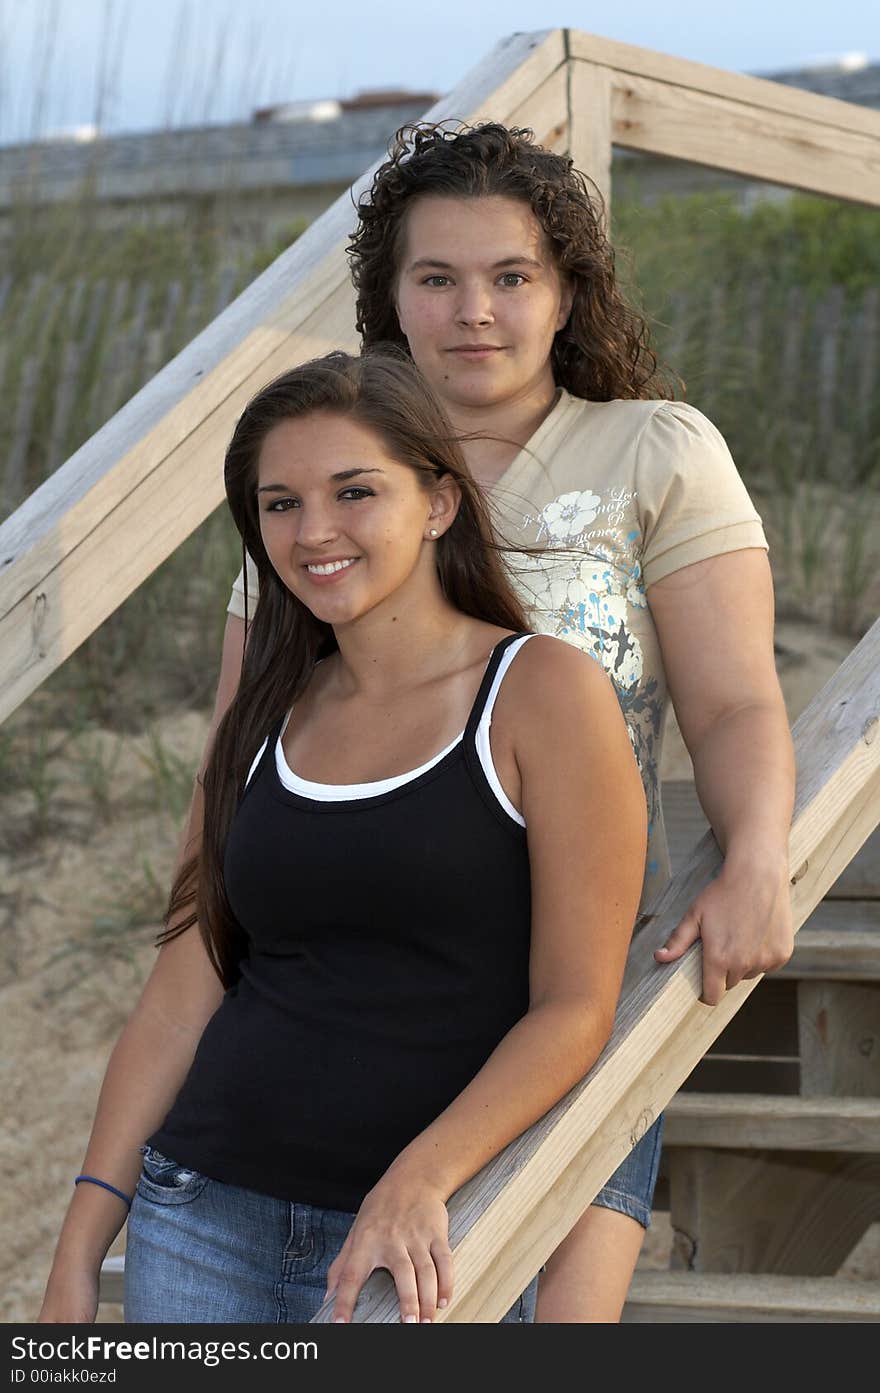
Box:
[798,982,880,1096]
[664,1093,880,1150]
[0,29,566,726]
[663,778,880,901]
[568,61,612,214]
[505,62,568,155]
[666,1148,880,1274]
[605,69,880,206]
[778,901,880,981]
[85,280,130,434]
[46,340,83,474]
[680,1057,800,1096]
[623,1271,880,1322]
[857,286,879,443]
[98,1255,124,1304]
[816,286,844,447]
[777,284,806,420]
[568,30,880,140]
[704,979,798,1058]
[4,357,41,511]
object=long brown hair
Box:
[348,121,676,402]
[159,347,533,986]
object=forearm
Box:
[689,700,795,865]
[49,1001,205,1275]
[383,999,609,1201]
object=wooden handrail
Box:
[311,617,880,1321]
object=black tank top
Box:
[149,632,533,1211]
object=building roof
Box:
[0,96,439,206]
[1,58,877,208]
[756,56,880,109]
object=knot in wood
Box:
[31,592,48,650]
[630,1107,654,1146]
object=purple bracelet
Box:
[74,1174,133,1208]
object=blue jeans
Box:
[124,1147,537,1324]
[592,1115,665,1228]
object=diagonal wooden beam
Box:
[566,32,880,208]
[311,617,880,1321]
[569,31,880,139]
[605,70,880,206]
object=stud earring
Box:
[429,528,438,537]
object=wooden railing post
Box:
[568,56,612,218]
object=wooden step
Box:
[623,1271,880,1322]
[777,902,880,980]
[100,1255,880,1322]
[664,1093,880,1150]
[662,778,880,902]
[99,1254,124,1303]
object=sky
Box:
[1,0,878,146]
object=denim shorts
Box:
[591,1114,665,1228]
[124,1146,537,1324]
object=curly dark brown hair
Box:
[347,121,676,402]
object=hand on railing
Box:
[654,847,794,1005]
[322,1170,454,1324]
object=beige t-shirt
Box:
[226,389,767,910]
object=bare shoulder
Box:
[491,634,627,775]
[501,634,616,718]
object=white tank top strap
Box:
[473,633,533,827]
[245,737,269,789]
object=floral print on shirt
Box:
[509,486,666,900]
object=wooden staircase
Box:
[621,781,880,1322]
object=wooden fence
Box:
[0,268,252,518]
[1,269,877,521]
[2,27,879,1320]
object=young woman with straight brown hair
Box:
[38,348,647,1324]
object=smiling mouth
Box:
[304,558,359,576]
